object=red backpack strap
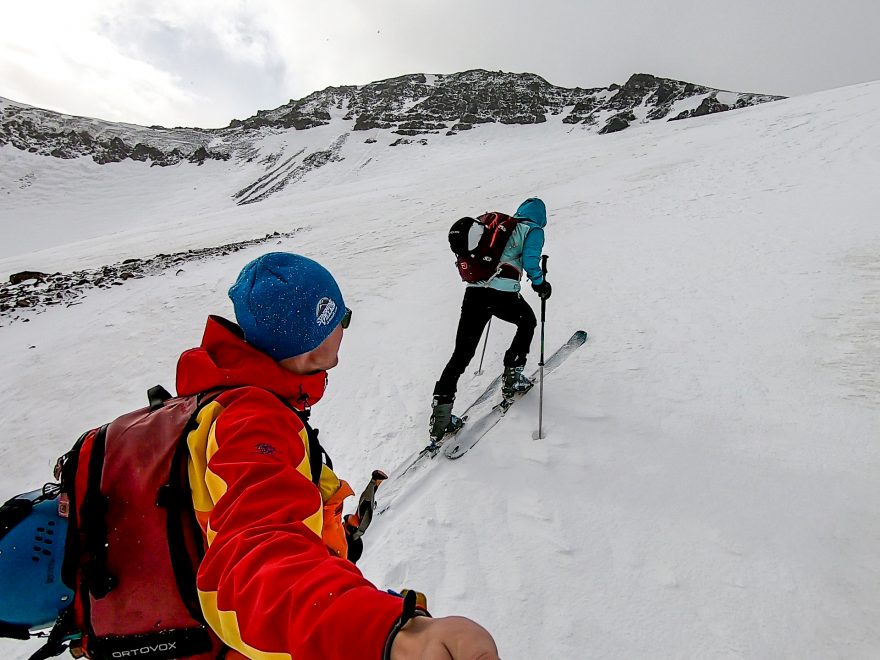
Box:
[479,212,518,248]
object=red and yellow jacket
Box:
[176,316,403,659]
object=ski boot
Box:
[501,365,534,402]
[426,394,463,454]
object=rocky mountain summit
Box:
[1,71,783,169]
[246,71,781,136]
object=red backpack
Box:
[24,386,329,660]
[448,212,521,283]
[36,387,225,660]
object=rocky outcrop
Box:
[250,70,781,137]
[0,101,231,167]
[0,229,305,325]
[233,134,348,205]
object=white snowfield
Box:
[1,79,878,659]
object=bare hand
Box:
[390,616,500,660]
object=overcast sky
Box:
[2,0,879,128]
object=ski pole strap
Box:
[382,589,431,660]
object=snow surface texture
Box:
[1,81,879,659]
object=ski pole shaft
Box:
[538,255,548,439]
[474,318,492,376]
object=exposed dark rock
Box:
[500,113,546,125]
[396,120,448,132]
[9,271,48,285]
[353,115,394,131]
[600,115,633,134]
[188,146,210,165]
[670,95,731,121]
[186,146,230,165]
[131,143,166,162]
[0,229,306,325]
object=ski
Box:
[443,330,587,459]
[394,343,539,480]
[395,372,506,479]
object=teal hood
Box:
[513,197,546,228]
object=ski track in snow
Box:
[2,81,880,659]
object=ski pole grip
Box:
[541,254,548,277]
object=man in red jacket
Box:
[177,252,498,660]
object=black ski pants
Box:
[434,287,537,398]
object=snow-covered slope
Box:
[0,71,782,222]
[1,80,878,659]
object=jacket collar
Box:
[176,316,327,409]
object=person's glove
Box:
[531,279,552,300]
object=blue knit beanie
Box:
[228,253,346,360]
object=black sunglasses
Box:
[341,307,352,329]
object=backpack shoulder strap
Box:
[189,386,332,487]
[229,390,332,487]
[288,407,332,487]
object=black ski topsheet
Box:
[444,330,588,459]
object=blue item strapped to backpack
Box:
[0,487,73,638]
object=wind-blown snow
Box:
[1,81,879,659]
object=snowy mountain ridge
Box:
[0,70,782,168]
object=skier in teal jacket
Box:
[429,197,552,447]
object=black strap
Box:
[0,496,33,543]
[382,591,429,660]
[83,425,117,599]
[286,406,332,487]
[27,635,68,660]
[148,385,173,411]
[307,427,323,486]
[26,608,75,660]
[59,431,88,591]
[297,418,332,486]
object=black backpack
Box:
[448,212,521,283]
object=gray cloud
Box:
[2,0,879,127]
[97,12,289,127]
